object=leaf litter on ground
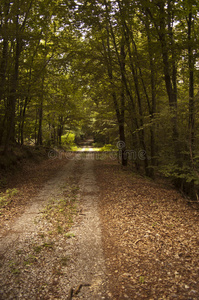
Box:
[95,160,199,300]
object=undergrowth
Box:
[0,188,19,214]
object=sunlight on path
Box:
[80,147,100,152]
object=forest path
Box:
[1,151,199,300]
[65,155,108,299]
[0,153,109,299]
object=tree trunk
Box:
[156,1,179,158]
[122,22,149,175]
[0,1,10,145]
[3,29,21,153]
[187,10,195,151]
[145,14,157,178]
[20,96,30,145]
[37,72,45,146]
[102,19,127,166]
[57,117,64,146]
[37,101,43,146]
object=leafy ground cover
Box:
[95,160,199,299]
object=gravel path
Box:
[65,155,108,299]
[0,154,109,299]
[0,159,75,255]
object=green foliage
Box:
[65,233,75,238]
[24,255,38,266]
[160,163,199,185]
[57,224,64,234]
[33,242,54,253]
[6,188,18,198]
[99,144,118,151]
[9,261,20,275]
[0,188,19,211]
[0,0,199,199]
[0,195,8,209]
[139,276,145,284]
[61,132,76,149]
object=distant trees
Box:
[74,0,199,197]
[0,0,89,150]
[0,0,199,197]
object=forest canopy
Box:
[0,0,199,198]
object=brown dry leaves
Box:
[95,160,199,300]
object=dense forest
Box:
[0,0,199,198]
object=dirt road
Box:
[0,153,109,299]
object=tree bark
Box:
[0,1,10,146]
[4,15,21,153]
[148,1,179,158]
[37,96,43,146]
[102,19,127,166]
[121,18,150,175]
[145,14,157,178]
[187,10,195,151]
